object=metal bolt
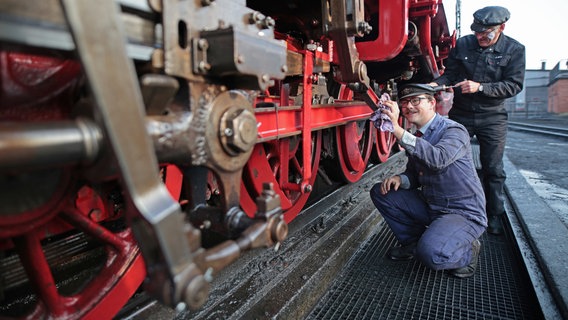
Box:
[197,38,209,50]
[198,61,211,73]
[262,182,276,197]
[200,220,212,229]
[203,267,214,282]
[249,11,265,24]
[358,21,373,35]
[88,209,103,222]
[223,108,257,154]
[175,302,187,313]
[306,42,317,51]
[264,16,275,28]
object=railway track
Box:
[508,121,568,138]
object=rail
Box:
[508,121,568,139]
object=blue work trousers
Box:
[370,185,486,270]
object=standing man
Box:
[429,6,526,235]
[370,83,487,278]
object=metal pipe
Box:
[0,112,196,173]
[0,118,102,171]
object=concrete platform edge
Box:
[504,155,568,319]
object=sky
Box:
[442,0,568,70]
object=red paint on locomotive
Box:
[0,0,454,318]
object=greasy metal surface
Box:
[307,221,544,320]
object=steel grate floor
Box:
[307,220,544,320]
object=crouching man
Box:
[370,84,487,278]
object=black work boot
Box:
[387,242,417,261]
[487,215,504,235]
[449,240,481,278]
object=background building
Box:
[548,59,568,114]
[507,59,568,118]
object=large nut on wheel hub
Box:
[220,107,257,155]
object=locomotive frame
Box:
[0,0,454,318]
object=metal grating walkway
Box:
[306,221,544,320]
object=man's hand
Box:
[381,100,407,140]
[380,175,402,195]
[454,80,482,93]
[381,100,400,125]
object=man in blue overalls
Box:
[370,83,487,278]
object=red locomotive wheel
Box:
[332,84,374,182]
[241,132,322,222]
[0,51,145,319]
[372,126,398,163]
[335,120,374,183]
[0,187,145,320]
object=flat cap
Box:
[398,83,436,100]
[471,6,510,32]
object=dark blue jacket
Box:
[435,33,525,114]
[401,114,487,227]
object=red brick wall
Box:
[548,79,568,113]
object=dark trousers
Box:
[450,111,508,217]
[370,185,486,270]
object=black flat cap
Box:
[471,6,510,32]
[398,83,436,100]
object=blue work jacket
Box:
[401,114,487,227]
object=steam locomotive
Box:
[0,0,454,318]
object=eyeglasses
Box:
[399,96,429,107]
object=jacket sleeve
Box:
[433,39,463,85]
